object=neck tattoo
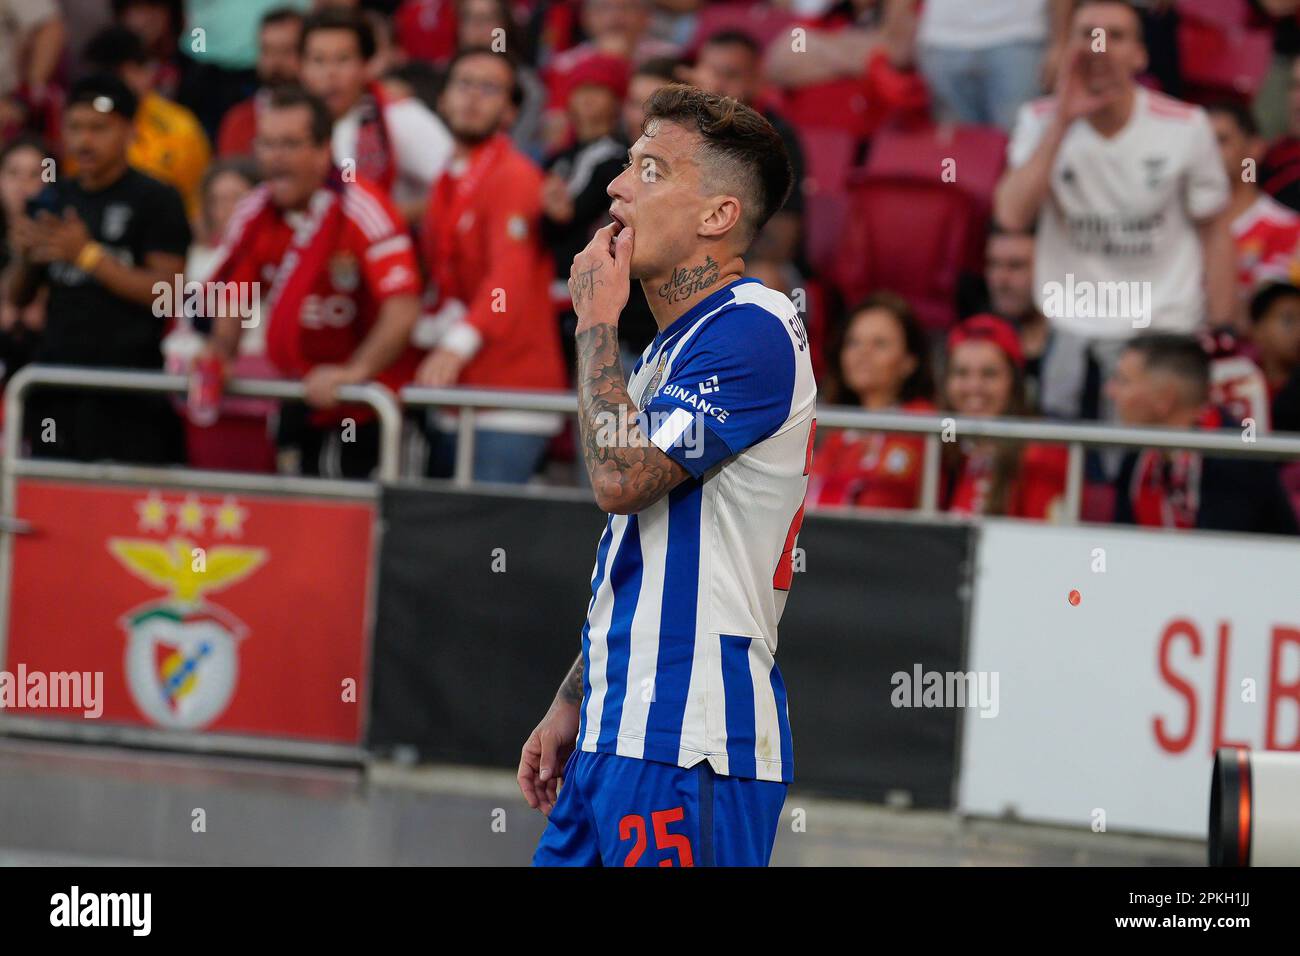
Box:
[657,255,720,305]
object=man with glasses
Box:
[413,47,567,483]
[205,84,423,479]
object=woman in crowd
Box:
[808,292,936,510]
[0,135,55,399]
[941,313,1067,519]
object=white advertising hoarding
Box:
[958,520,1300,837]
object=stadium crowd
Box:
[1,0,1300,534]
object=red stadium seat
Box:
[831,174,987,330]
[1177,15,1272,104]
[690,2,798,52]
[864,123,1008,209]
[1176,0,1251,30]
[799,126,859,276]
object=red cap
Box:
[947,314,1025,371]
[560,52,630,103]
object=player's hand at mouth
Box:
[517,699,580,815]
[568,221,634,335]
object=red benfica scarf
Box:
[354,82,396,194]
[1129,406,1224,529]
[424,134,510,305]
[209,170,348,376]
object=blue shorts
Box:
[532,749,787,867]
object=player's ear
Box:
[698,195,742,240]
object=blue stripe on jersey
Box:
[596,516,643,750]
[771,664,793,778]
[720,636,758,779]
[578,517,615,745]
[642,479,702,764]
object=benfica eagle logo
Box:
[108,532,266,729]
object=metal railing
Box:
[401,384,1300,522]
[3,368,1298,524]
[4,365,405,482]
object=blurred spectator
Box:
[456,0,547,157]
[1108,332,1298,533]
[216,7,305,158]
[163,158,262,374]
[415,48,567,483]
[1209,101,1300,315]
[688,29,805,268]
[206,85,423,478]
[982,224,1050,411]
[996,0,1233,421]
[1250,282,1300,403]
[910,0,1068,131]
[941,314,1068,518]
[114,0,184,99]
[1260,56,1300,213]
[300,7,453,222]
[393,0,458,66]
[540,0,675,152]
[84,24,212,218]
[541,54,627,369]
[2,75,189,464]
[808,292,936,510]
[0,135,53,404]
[177,0,300,140]
[763,0,913,90]
[0,0,65,141]
[1249,0,1300,140]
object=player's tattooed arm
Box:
[575,321,689,514]
[556,653,584,705]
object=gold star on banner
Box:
[213,497,248,538]
[135,492,168,532]
[174,495,207,534]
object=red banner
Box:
[4,479,373,744]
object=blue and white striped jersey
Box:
[578,278,817,783]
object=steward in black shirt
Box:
[2,74,189,464]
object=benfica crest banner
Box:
[4,479,374,744]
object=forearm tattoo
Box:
[657,255,720,305]
[575,322,686,510]
[558,653,584,704]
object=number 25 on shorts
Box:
[618,807,695,867]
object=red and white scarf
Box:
[354,82,396,195]
[1129,406,1223,529]
[209,169,348,376]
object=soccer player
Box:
[517,84,816,867]
[205,84,422,479]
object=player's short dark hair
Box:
[1249,281,1300,324]
[261,6,304,31]
[445,46,523,109]
[264,84,333,144]
[83,25,149,71]
[1124,333,1210,401]
[67,73,139,120]
[1206,99,1258,138]
[633,56,682,83]
[700,29,762,59]
[642,83,792,240]
[300,7,375,61]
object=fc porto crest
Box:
[644,352,669,402]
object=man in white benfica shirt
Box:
[517,85,816,867]
[996,0,1233,420]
